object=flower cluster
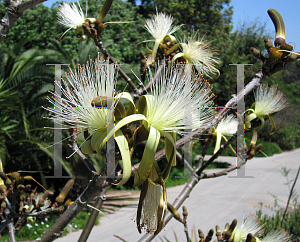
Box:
[232,214,291,242]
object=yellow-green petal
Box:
[115,92,136,116]
[134,126,160,186]
[113,129,131,186]
[214,132,222,154]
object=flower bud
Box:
[1,201,6,208]
[216,225,221,238]
[250,48,262,59]
[39,190,51,206]
[274,37,285,47]
[0,172,11,185]
[19,201,24,212]
[182,206,188,217]
[205,229,214,241]
[167,202,181,222]
[0,184,7,191]
[17,184,25,193]
[280,41,293,51]
[15,175,24,185]
[264,37,273,50]
[198,229,205,238]
[10,172,20,180]
[64,199,73,207]
[245,233,253,242]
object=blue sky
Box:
[43,0,300,52]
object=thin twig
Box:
[78,186,109,242]
[93,37,139,94]
[201,158,245,179]
[176,151,194,173]
[281,164,300,226]
[68,128,98,175]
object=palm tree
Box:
[0,40,75,187]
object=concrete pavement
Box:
[55,148,300,242]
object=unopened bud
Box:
[224,219,237,240]
[286,53,298,63]
[198,229,205,238]
[250,47,261,59]
[64,199,73,207]
[0,184,7,191]
[182,206,188,217]
[17,184,25,193]
[264,37,273,50]
[245,233,253,242]
[25,184,32,190]
[19,201,24,212]
[11,172,20,180]
[15,175,24,185]
[205,229,214,241]
[228,219,237,233]
[167,202,181,222]
[274,37,285,47]
[280,42,293,51]
[268,47,283,61]
[1,201,6,208]
[39,190,51,206]
[216,225,221,238]
[0,172,11,185]
[56,179,74,204]
[255,144,263,154]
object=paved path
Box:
[55,149,300,242]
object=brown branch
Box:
[78,186,109,242]
[4,208,16,242]
[12,207,62,218]
[176,151,194,173]
[68,128,98,175]
[200,158,245,179]
[0,0,46,43]
[36,173,109,242]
